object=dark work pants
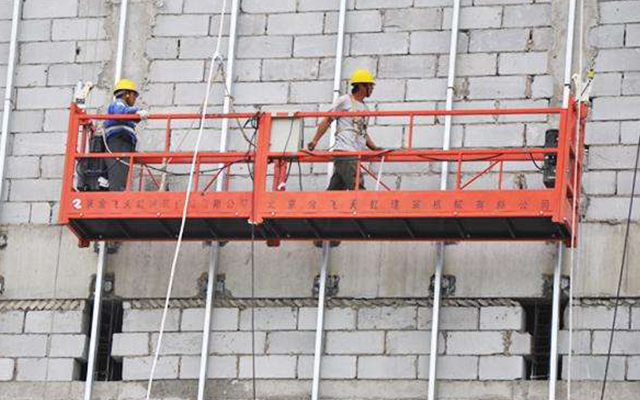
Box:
[327,158,365,191]
[105,134,135,191]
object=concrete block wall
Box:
[559,303,640,381]
[112,303,531,381]
[0,305,88,381]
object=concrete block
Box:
[48,334,88,359]
[622,121,640,144]
[351,32,409,55]
[355,0,412,8]
[75,40,111,62]
[593,331,640,354]
[0,358,13,381]
[210,331,267,355]
[499,53,548,75]
[358,356,416,379]
[290,81,337,103]
[122,309,179,332]
[180,308,239,331]
[531,75,554,98]
[179,37,229,59]
[628,356,640,380]
[174,82,224,105]
[465,124,525,147]
[143,84,175,107]
[562,355,625,381]
[234,81,288,105]
[383,8,440,31]
[633,307,640,329]
[29,203,52,224]
[149,60,204,83]
[0,311,24,333]
[480,307,525,331]
[47,63,102,87]
[469,29,529,52]
[238,355,296,378]
[267,12,324,35]
[10,110,43,132]
[532,27,554,50]
[16,88,73,110]
[595,49,640,73]
[18,20,51,42]
[590,73,623,97]
[406,78,447,101]
[410,31,469,54]
[294,35,345,57]
[0,202,30,224]
[145,38,179,59]
[298,307,356,330]
[238,36,292,58]
[379,55,437,79]
[475,0,532,4]
[589,25,625,49]
[298,0,355,11]
[242,0,296,13]
[180,355,237,379]
[14,64,46,88]
[387,331,445,355]
[43,110,69,132]
[212,14,266,36]
[443,6,502,29]
[558,330,591,355]
[262,59,320,81]
[325,331,384,354]
[588,146,639,169]
[503,4,551,27]
[600,1,640,24]
[468,76,527,100]
[9,179,61,202]
[21,41,76,64]
[150,332,201,356]
[298,355,356,379]
[418,355,479,380]
[52,18,105,41]
[156,0,183,13]
[40,156,65,179]
[153,15,210,36]
[478,356,525,380]
[236,59,262,82]
[325,10,381,33]
[111,333,149,357]
[447,331,506,355]
[24,310,86,333]
[122,356,179,381]
[0,335,47,357]
[23,0,77,18]
[583,171,616,195]
[267,331,315,354]
[438,53,497,77]
[16,358,79,381]
[586,197,640,221]
[239,307,297,330]
[6,157,39,179]
[358,307,416,330]
[627,24,640,47]
[622,72,640,95]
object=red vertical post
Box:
[407,115,414,150]
[455,153,462,190]
[554,98,572,225]
[165,119,172,152]
[59,103,82,224]
[251,113,271,224]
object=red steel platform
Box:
[59,100,586,247]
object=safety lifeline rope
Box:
[144,0,228,398]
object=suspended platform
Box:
[59,101,586,247]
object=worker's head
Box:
[113,78,139,107]
[350,69,375,99]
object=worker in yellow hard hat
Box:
[307,68,381,248]
[103,79,148,191]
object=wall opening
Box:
[79,299,124,381]
[522,299,567,380]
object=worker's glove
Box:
[137,110,149,120]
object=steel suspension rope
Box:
[145,0,228,398]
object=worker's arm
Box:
[307,116,333,151]
[365,133,381,151]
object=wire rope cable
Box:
[144,0,228,398]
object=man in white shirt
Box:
[308,68,381,190]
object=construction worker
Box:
[308,68,381,191]
[104,79,148,191]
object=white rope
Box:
[567,0,587,397]
[145,0,228,398]
[375,156,385,191]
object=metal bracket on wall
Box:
[543,274,570,298]
[0,275,5,295]
[90,272,115,296]
[93,241,120,254]
[313,274,340,298]
[198,272,228,298]
[0,234,7,249]
[430,274,456,297]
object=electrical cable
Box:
[145,0,228,398]
[599,124,640,400]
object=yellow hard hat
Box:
[113,78,138,95]
[350,69,375,85]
